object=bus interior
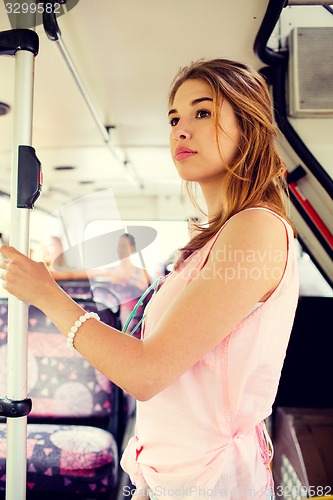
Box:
[0,0,332,498]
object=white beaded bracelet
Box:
[67,311,100,350]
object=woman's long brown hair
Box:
[169,59,293,270]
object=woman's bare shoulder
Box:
[213,209,287,253]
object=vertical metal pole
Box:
[6,48,35,500]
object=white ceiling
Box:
[0,0,270,212]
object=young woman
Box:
[0,59,299,499]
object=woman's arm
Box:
[0,210,287,401]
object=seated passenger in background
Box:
[42,235,89,281]
[101,233,151,334]
[43,234,151,335]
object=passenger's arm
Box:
[0,210,287,401]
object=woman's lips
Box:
[175,147,197,161]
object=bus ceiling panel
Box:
[0,0,271,204]
[53,0,270,143]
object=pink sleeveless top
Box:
[121,208,299,499]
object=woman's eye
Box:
[169,117,179,127]
[196,109,211,119]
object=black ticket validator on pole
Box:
[17,145,42,209]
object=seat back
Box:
[0,298,124,441]
[58,279,122,316]
[57,278,152,337]
[57,279,92,299]
[0,298,130,497]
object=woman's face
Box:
[43,237,63,264]
[169,79,240,186]
[117,236,134,259]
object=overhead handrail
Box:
[42,5,143,190]
[287,0,333,5]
